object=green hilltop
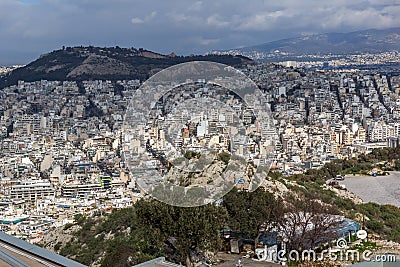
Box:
[0,46,253,89]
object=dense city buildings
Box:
[1,57,400,244]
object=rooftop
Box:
[0,231,86,267]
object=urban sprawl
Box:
[0,53,400,244]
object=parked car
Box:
[334,175,345,180]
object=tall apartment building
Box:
[8,180,55,201]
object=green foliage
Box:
[367,220,384,231]
[59,200,227,266]
[286,180,354,213]
[59,207,156,266]
[74,213,85,225]
[63,223,74,231]
[53,150,400,265]
[357,203,400,242]
[183,150,201,160]
[352,241,377,253]
[295,148,400,184]
[135,199,228,265]
[217,152,231,165]
[222,187,283,242]
[95,207,136,235]
[101,227,163,267]
[0,46,251,89]
[54,242,62,251]
[268,171,282,180]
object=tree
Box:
[222,187,283,249]
[101,227,163,267]
[217,152,231,165]
[136,199,228,266]
[278,194,340,251]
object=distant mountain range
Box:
[0,46,252,89]
[224,28,400,57]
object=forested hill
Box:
[0,46,253,89]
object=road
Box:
[341,172,400,207]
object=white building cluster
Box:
[0,59,400,241]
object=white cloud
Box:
[189,1,203,11]
[168,13,189,22]
[131,17,144,24]
[319,6,400,30]
[206,15,230,28]
[1,0,400,64]
[237,10,286,31]
[131,11,157,24]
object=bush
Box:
[367,220,384,231]
[217,152,231,164]
[63,223,74,231]
[54,242,62,251]
[184,150,201,159]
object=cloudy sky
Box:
[0,0,399,65]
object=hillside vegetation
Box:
[0,46,252,89]
[42,151,400,267]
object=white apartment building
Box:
[8,180,55,201]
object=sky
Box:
[0,0,399,65]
